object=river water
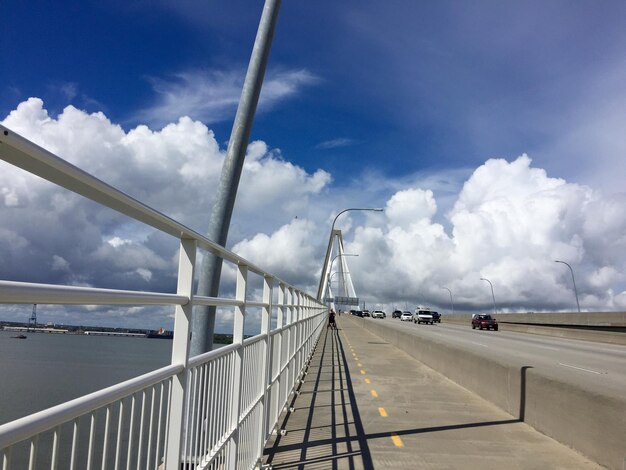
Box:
[0,330,172,426]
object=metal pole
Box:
[191,0,282,356]
[554,260,581,313]
[480,278,497,315]
[442,287,454,315]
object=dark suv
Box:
[392,310,402,319]
[431,311,441,323]
[471,314,498,331]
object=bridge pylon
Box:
[317,229,359,311]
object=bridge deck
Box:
[263,315,600,469]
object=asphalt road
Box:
[365,316,626,398]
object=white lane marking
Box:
[470,341,489,348]
[558,363,603,375]
[598,348,626,354]
[533,345,560,351]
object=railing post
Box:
[303,296,310,357]
[277,283,285,330]
[165,238,196,469]
[286,287,294,390]
[295,291,302,375]
[276,283,285,418]
[258,275,273,461]
[228,263,247,469]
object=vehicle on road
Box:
[350,310,363,317]
[392,310,403,319]
[400,311,413,321]
[431,311,441,323]
[362,310,371,317]
[414,309,434,325]
[472,314,498,331]
[372,310,385,319]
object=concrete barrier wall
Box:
[345,315,626,470]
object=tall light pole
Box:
[328,270,343,285]
[480,278,497,316]
[191,0,282,356]
[329,253,359,274]
[317,207,383,300]
[327,271,344,298]
[554,260,581,313]
[442,287,454,315]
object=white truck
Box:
[413,308,434,325]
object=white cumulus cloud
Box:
[2,98,625,330]
[343,155,626,313]
[1,98,330,328]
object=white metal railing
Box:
[0,124,327,469]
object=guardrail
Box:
[0,124,327,469]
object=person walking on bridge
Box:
[328,309,337,329]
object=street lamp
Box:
[328,253,358,300]
[327,271,345,297]
[329,253,358,274]
[331,207,384,234]
[442,287,454,315]
[480,278,497,316]
[554,260,581,313]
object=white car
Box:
[371,310,385,319]
[400,311,413,321]
[414,309,434,324]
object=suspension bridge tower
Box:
[318,229,359,312]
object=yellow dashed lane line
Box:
[344,333,404,449]
[391,433,404,448]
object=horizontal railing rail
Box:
[0,124,327,469]
[0,365,183,451]
[0,280,189,305]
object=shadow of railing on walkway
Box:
[264,327,374,469]
[264,322,536,469]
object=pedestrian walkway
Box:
[263,315,600,469]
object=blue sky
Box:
[5,1,626,186]
[2,1,626,331]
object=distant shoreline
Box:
[0,323,234,344]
